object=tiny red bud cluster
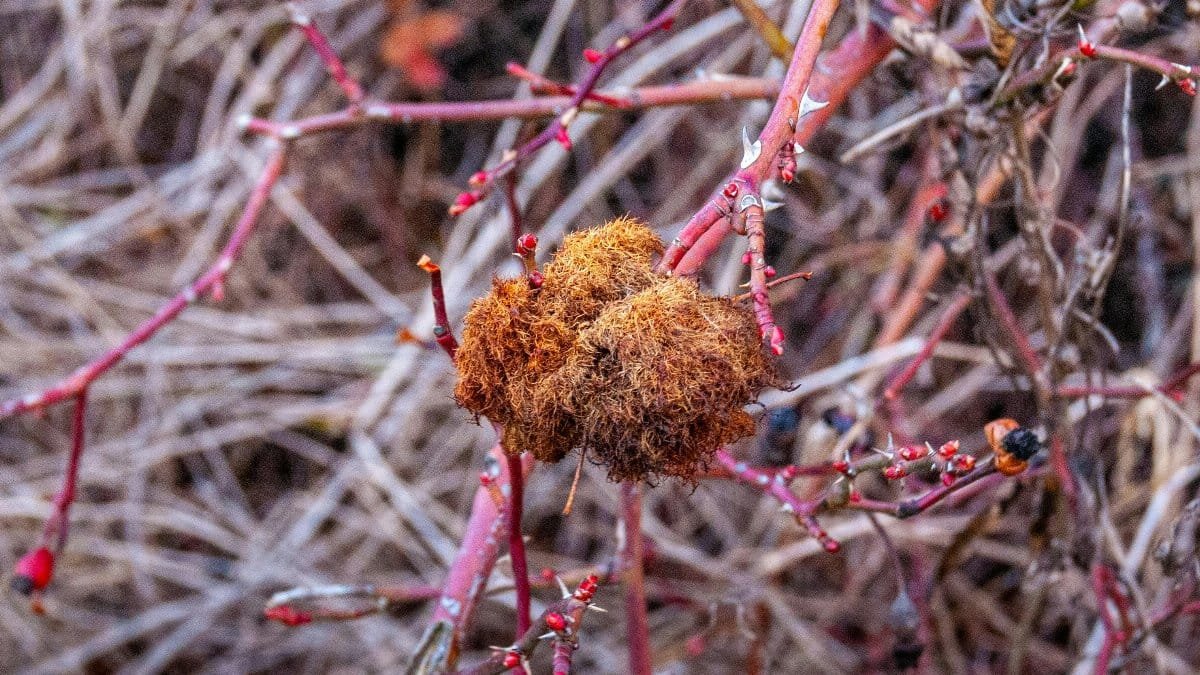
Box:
[884,464,907,480]
[574,574,599,602]
[940,472,956,487]
[822,538,841,553]
[660,16,674,30]
[264,605,313,626]
[766,325,785,356]
[502,650,522,669]
[928,201,948,222]
[1181,78,1197,96]
[527,269,544,289]
[555,127,572,150]
[780,465,798,481]
[779,141,797,183]
[764,265,777,278]
[469,170,489,187]
[722,182,739,200]
[952,454,976,473]
[11,547,54,594]
[898,445,927,461]
[1078,39,1097,59]
[545,611,567,632]
[832,459,850,474]
[582,48,603,63]
[449,190,481,216]
[936,440,960,459]
[517,233,538,253]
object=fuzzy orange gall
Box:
[454,218,771,483]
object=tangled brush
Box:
[454,217,773,483]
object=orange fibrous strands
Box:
[454,217,773,483]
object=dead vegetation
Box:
[1,0,1200,672]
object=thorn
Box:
[797,87,829,118]
[235,113,252,131]
[740,127,762,169]
[285,2,311,26]
[539,632,557,640]
[1156,72,1171,91]
[586,604,608,612]
[737,193,763,212]
[556,576,571,599]
[1051,57,1076,86]
[1077,24,1096,59]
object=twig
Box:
[884,290,972,400]
[450,0,689,216]
[263,583,440,625]
[455,574,601,675]
[417,255,460,359]
[412,447,534,672]
[620,482,652,675]
[660,0,842,277]
[507,453,532,637]
[0,146,286,420]
[730,0,794,60]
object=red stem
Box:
[552,638,575,675]
[715,449,839,551]
[451,0,689,215]
[288,4,365,104]
[0,145,286,420]
[982,269,1044,386]
[422,447,533,670]
[504,174,522,253]
[661,0,840,275]
[43,388,89,554]
[418,256,460,359]
[242,77,779,139]
[621,482,652,675]
[507,453,531,636]
[884,290,972,400]
[505,62,632,108]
